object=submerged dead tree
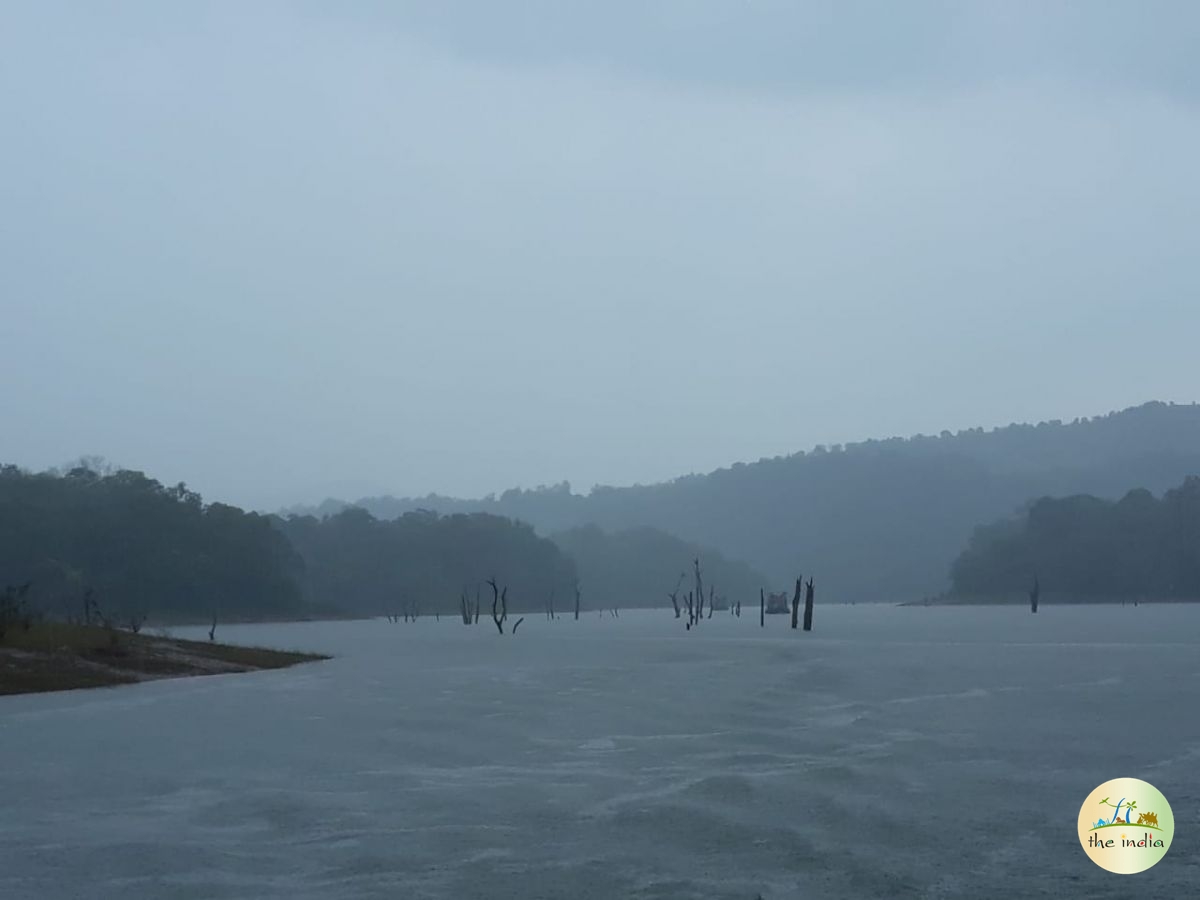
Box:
[802,578,814,632]
[574,580,581,620]
[692,558,705,627]
[790,578,802,630]
[668,572,684,618]
[474,586,481,624]
[487,578,509,635]
[209,611,218,642]
[1030,575,1040,614]
[760,588,765,628]
[459,589,473,624]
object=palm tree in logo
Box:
[1098,797,1137,826]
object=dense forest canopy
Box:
[0,466,578,620]
[275,508,578,616]
[289,402,1200,602]
[950,477,1200,601]
[551,525,769,612]
[0,464,305,620]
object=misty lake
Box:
[1,605,1197,899]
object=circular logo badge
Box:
[1078,778,1173,874]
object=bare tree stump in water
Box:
[209,611,217,642]
[1030,575,1039,614]
[574,581,581,620]
[668,572,684,619]
[790,578,802,630]
[760,588,765,628]
[802,578,814,632]
[487,578,505,634]
[512,617,525,634]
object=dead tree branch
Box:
[488,578,505,634]
[668,572,684,618]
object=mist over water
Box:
[2,605,1197,899]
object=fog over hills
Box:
[291,402,1200,602]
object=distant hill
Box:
[287,402,1200,602]
[950,476,1200,602]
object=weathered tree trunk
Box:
[693,558,704,627]
[1030,576,1039,614]
[209,611,217,642]
[488,578,504,634]
[574,581,581,620]
[707,585,715,619]
[668,572,683,618]
[474,586,481,624]
[512,616,525,634]
[802,578,814,631]
[760,588,765,627]
[790,578,802,630]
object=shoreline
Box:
[0,623,329,696]
[903,596,1200,607]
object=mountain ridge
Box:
[287,401,1200,602]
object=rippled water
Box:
[1,605,1197,898]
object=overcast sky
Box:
[3,1,1198,510]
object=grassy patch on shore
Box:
[0,622,328,696]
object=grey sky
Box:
[2,1,1198,510]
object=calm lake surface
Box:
[1,605,1197,899]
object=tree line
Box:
[0,464,304,622]
[950,476,1200,602]
[1,464,773,622]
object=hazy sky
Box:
[3,2,1198,510]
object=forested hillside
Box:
[0,467,579,621]
[0,465,305,621]
[275,509,578,617]
[296,402,1200,602]
[950,477,1200,602]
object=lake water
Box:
[1,605,1197,899]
